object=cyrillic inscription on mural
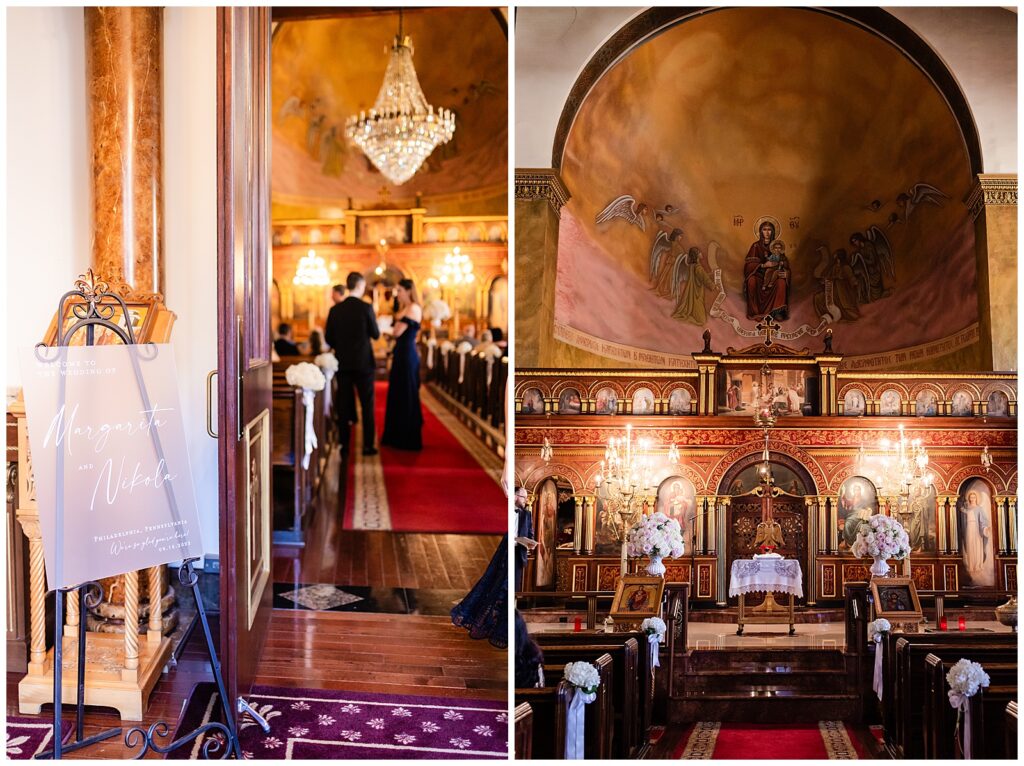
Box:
[19,344,203,589]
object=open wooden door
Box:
[216,6,274,721]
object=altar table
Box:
[728,558,804,635]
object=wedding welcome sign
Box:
[19,344,204,590]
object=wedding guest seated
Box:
[457,323,480,348]
[331,283,346,304]
[489,326,507,348]
[309,327,327,355]
[274,323,301,357]
[515,610,545,688]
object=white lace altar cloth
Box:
[728,558,804,598]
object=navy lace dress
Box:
[451,534,508,649]
[381,316,424,450]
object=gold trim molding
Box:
[966,173,1017,221]
[515,168,571,215]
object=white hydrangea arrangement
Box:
[456,340,474,355]
[478,343,504,359]
[641,617,667,643]
[947,659,990,701]
[563,661,601,694]
[626,512,685,559]
[424,299,451,327]
[868,618,891,641]
[314,352,338,373]
[285,362,326,391]
[440,340,456,353]
[850,514,910,561]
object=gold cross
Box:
[756,315,781,346]
[378,185,392,205]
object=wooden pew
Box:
[537,639,640,758]
[542,654,614,759]
[888,632,1017,758]
[514,680,570,760]
[272,386,310,545]
[536,630,655,756]
[514,702,533,760]
[923,654,1017,759]
[1006,701,1018,759]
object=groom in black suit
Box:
[325,272,380,455]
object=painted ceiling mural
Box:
[555,8,978,369]
[271,8,507,209]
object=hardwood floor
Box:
[5,413,508,758]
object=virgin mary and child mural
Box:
[744,220,790,321]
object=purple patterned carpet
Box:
[169,683,508,759]
[5,717,71,760]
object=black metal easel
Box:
[31,272,244,759]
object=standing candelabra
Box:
[594,424,655,577]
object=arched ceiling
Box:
[271,8,507,211]
[554,6,979,368]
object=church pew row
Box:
[923,654,1016,759]
[514,702,533,760]
[424,346,507,430]
[878,631,1017,759]
[514,681,570,760]
[1006,701,1018,759]
[542,656,614,759]
[535,638,641,759]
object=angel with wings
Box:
[596,195,677,233]
[650,228,685,294]
[848,226,894,305]
[895,183,949,223]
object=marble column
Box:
[967,174,1017,371]
[85,7,164,295]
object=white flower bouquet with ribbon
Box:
[563,661,600,759]
[456,341,473,382]
[868,617,891,700]
[851,514,910,577]
[947,658,990,759]
[425,337,439,369]
[477,342,504,383]
[313,353,338,415]
[626,512,684,575]
[285,362,325,470]
[641,616,667,668]
[440,340,455,354]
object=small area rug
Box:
[674,721,869,759]
[344,382,505,533]
[169,683,507,759]
[5,717,71,760]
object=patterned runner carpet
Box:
[674,721,871,759]
[5,716,71,760]
[344,382,505,533]
[168,683,508,759]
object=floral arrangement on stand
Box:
[641,617,667,668]
[850,514,910,578]
[946,659,990,759]
[424,298,451,329]
[563,661,601,759]
[285,362,326,469]
[868,617,891,700]
[626,512,685,576]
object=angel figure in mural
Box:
[849,227,895,304]
[672,247,715,325]
[895,183,949,223]
[595,195,649,232]
[743,220,790,320]
[813,248,861,322]
[650,228,685,289]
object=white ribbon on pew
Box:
[949,692,972,759]
[301,389,317,470]
[458,351,468,383]
[564,687,596,759]
[872,634,883,700]
[648,632,661,669]
[321,369,335,417]
[426,340,436,370]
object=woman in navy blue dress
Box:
[382,279,424,450]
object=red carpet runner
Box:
[673,722,871,759]
[344,382,505,533]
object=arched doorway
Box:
[718,453,817,606]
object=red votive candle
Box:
[573,616,582,632]
[939,616,948,631]
[958,616,966,631]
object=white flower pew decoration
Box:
[425,336,439,369]
[947,658,990,759]
[563,661,601,759]
[641,616,667,668]
[285,362,325,470]
[867,618,891,700]
[313,352,338,415]
[455,340,474,383]
[476,341,504,385]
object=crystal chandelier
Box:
[293,249,330,287]
[594,424,655,575]
[345,11,456,186]
[437,247,475,287]
[374,238,389,277]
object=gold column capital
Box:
[966,173,1018,221]
[514,168,571,216]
